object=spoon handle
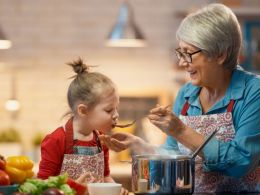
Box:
[120,160,132,164]
[115,120,136,128]
[191,129,218,159]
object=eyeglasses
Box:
[175,48,202,63]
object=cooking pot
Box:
[132,154,194,194]
[131,129,218,194]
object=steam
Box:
[154,146,181,156]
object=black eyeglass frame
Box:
[175,48,202,63]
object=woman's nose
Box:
[178,58,189,67]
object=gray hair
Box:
[176,3,242,70]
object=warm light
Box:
[5,99,20,111]
[0,40,12,49]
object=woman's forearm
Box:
[169,125,205,156]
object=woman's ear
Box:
[217,52,227,65]
[77,104,88,116]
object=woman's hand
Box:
[99,132,135,152]
[148,104,204,152]
[148,104,186,136]
[99,132,155,154]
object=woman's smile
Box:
[187,69,198,79]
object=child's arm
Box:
[38,131,65,179]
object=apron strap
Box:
[64,118,103,154]
[181,101,190,116]
[181,99,235,116]
[64,118,74,154]
[93,130,103,153]
[227,99,235,113]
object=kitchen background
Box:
[0,0,260,188]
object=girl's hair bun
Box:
[67,57,89,75]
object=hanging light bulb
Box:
[106,0,146,47]
[5,99,20,112]
[5,70,20,112]
[0,26,12,49]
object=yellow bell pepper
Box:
[5,155,34,184]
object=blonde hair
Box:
[67,58,116,114]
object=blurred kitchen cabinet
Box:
[117,92,171,140]
[240,21,260,73]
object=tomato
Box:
[0,159,6,170]
[0,155,6,170]
[0,170,10,186]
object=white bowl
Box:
[87,183,122,195]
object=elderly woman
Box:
[100,3,260,193]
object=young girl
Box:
[38,58,128,195]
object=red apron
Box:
[179,100,260,193]
[60,123,104,182]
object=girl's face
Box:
[177,41,220,87]
[83,90,119,133]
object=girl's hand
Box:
[76,172,96,185]
[75,173,103,195]
[67,173,95,195]
[120,187,129,195]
